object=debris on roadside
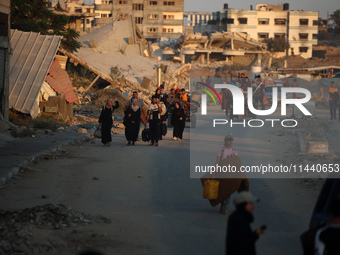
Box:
[0,203,111,255]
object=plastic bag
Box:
[94,125,102,138]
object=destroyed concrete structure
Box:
[93,0,184,40]
[59,17,191,103]
[174,32,268,65]
[9,30,77,119]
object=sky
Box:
[79,0,338,19]
[183,0,338,19]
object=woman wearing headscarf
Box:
[172,102,186,141]
[124,99,141,146]
[146,96,162,146]
[154,88,161,100]
[99,98,119,147]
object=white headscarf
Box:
[131,99,140,112]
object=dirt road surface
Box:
[0,111,322,254]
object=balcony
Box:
[94,4,113,11]
[162,20,183,26]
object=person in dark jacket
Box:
[99,98,119,147]
[124,99,141,146]
[172,102,185,141]
[226,191,265,255]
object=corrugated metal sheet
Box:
[45,59,78,103]
[9,29,62,118]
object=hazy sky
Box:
[183,0,339,19]
[81,0,338,19]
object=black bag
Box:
[142,128,151,142]
[161,123,167,136]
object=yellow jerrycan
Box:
[203,179,219,200]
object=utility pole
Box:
[286,10,290,59]
[0,0,11,120]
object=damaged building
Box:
[58,16,190,102]
[9,30,77,119]
[194,3,318,59]
[172,31,268,65]
[93,0,184,40]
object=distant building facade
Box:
[184,12,212,26]
[94,0,184,40]
[195,3,319,58]
[51,0,98,35]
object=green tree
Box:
[11,0,81,53]
[265,37,290,52]
[330,9,340,34]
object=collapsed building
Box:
[166,31,268,65]
[9,30,77,119]
[59,16,191,104]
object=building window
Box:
[164,1,175,5]
[274,19,286,25]
[86,8,91,13]
[299,47,308,53]
[135,17,143,24]
[313,20,318,26]
[274,33,285,39]
[118,0,128,4]
[163,15,175,19]
[313,34,318,39]
[258,33,269,40]
[148,14,159,19]
[148,27,158,33]
[225,18,234,24]
[300,19,309,25]
[258,19,269,25]
[163,28,174,33]
[238,18,247,24]
[133,4,144,10]
[101,13,108,18]
[86,19,91,24]
[149,1,157,5]
[299,33,308,40]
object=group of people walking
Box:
[221,75,266,120]
[98,86,188,147]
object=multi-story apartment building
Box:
[184,12,212,27]
[196,3,318,58]
[94,0,184,40]
[51,0,98,35]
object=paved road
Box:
[0,107,321,254]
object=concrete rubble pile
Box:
[0,203,111,254]
[175,32,267,67]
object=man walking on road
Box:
[226,191,265,255]
[328,81,339,120]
